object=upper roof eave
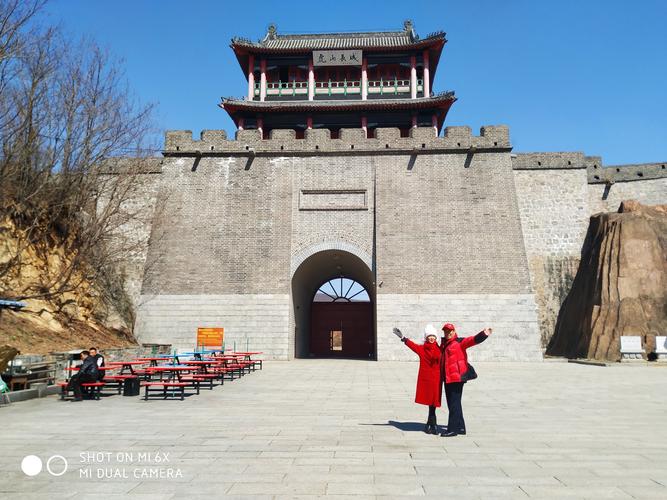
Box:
[231,32,446,55]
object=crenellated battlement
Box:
[511,152,587,170]
[163,125,511,155]
[512,153,667,184]
[587,160,667,184]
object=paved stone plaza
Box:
[1,360,666,499]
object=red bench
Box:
[225,363,250,377]
[211,366,239,381]
[141,382,187,401]
[58,382,105,400]
[181,375,219,393]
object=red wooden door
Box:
[310,302,373,358]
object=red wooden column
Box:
[308,59,315,101]
[423,50,430,98]
[247,54,255,101]
[238,118,245,131]
[257,117,264,137]
[260,59,267,102]
[411,115,418,129]
[361,57,368,100]
[431,114,438,134]
[361,116,368,137]
[410,55,417,99]
[306,116,313,129]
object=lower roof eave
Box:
[220,94,456,115]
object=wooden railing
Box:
[254,79,424,98]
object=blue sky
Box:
[44,0,666,165]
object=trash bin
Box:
[123,377,140,396]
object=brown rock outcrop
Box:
[0,345,19,373]
[547,201,667,361]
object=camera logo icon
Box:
[21,455,68,477]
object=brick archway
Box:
[290,245,375,359]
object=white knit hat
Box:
[423,324,438,341]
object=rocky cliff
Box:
[547,201,667,360]
[0,217,136,355]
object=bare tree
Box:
[0,0,159,328]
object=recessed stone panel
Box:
[299,189,367,211]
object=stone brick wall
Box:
[126,125,667,361]
[131,126,543,360]
[141,155,292,295]
[136,294,289,358]
[512,154,591,346]
[376,150,532,294]
[290,154,375,261]
[97,159,163,324]
[377,294,542,361]
[589,176,667,214]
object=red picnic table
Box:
[180,360,229,385]
[65,366,112,370]
[142,365,206,400]
[133,357,174,367]
[144,366,195,379]
[221,352,264,371]
[65,366,112,378]
[192,358,246,381]
[106,360,147,374]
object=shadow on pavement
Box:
[360,421,441,432]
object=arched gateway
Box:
[291,248,375,359]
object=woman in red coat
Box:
[393,324,442,434]
[439,323,492,437]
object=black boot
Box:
[424,414,437,434]
[423,413,433,433]
[429,416,439,435]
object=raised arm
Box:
[403,338,424,357]
[460,327,492,350]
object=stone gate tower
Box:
[134,22,550,361]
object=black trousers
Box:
[67,373,96,399]
[444,382,465,433]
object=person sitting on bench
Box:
[67,351,99,401]
[89,347,105,381]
